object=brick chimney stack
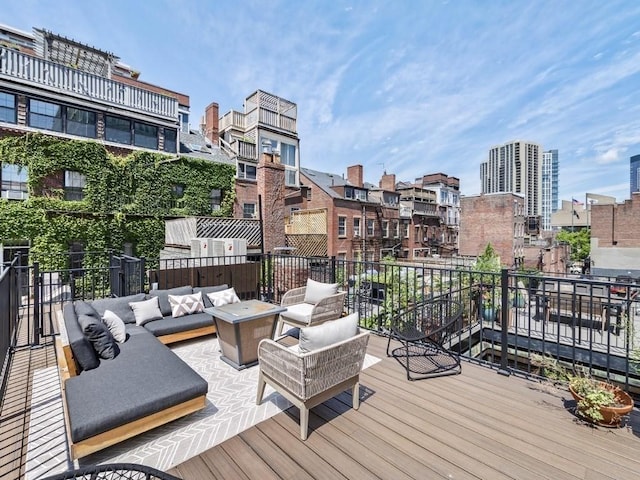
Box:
[380,172,396,191]
[258,151,286,253]
[347,165,364,188]
[203,102,219,144]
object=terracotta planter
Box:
[569,382,634,427]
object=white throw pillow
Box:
[206,287,241,307]
[168,291,204,318]
[299,313,359,353]
[129,296,163,326]
[102,309,127,343]
[303,278,339,305]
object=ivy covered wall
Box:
[0,133,236,268]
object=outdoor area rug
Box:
[25,336,381,479]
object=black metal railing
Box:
[2,250,640,398]
[0,256,20,400]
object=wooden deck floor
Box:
[2,330,640,479]
[171,334,640,480]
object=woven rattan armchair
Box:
[256,328,370,440]
[276,286,347,336]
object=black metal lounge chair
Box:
[386,298,463,381]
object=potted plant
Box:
[568,375,633,427]
[481,288,499,321]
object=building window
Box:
[402,222,409,238]
[393,220,399,238]
[338,216,347,237]
[64,170,86,201]
[306,188,312,200]
[367,219,375,236]
[105,116,132,144]
[280,142,296,167]
[243,203,256,218]
[0,92,17,124]
[164,128,177,153]
[1,163,28,200]
[179,112,189,133]
[414,226,420,244]
[29,99,63,132]
[134,122,158,149]
[238,162,257,180]
[353,217,361,237]
[285,169,297,186]
[66,107,96,138]
[171,184,185,208]
[382,220,389,238]
[210,189,221,212]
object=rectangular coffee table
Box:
[205,300,286,370]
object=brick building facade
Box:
[590,192,640,277]
[459,193,525,268]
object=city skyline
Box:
[3,0,640,202]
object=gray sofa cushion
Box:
[193,284,229,308]
[91,293,146,324]
[75,300,100,319]
[64,328,208,443]
[149,286,193,316]
[63,303,99,371]
[143,312,214,337]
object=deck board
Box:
[3,327,640,480]
[174,333,640,480]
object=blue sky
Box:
[4,0,640,202]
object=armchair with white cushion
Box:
[275,278,347,337]
[256,313,370,440]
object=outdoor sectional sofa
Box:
[56,284,229,459]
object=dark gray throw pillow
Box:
[77,313,101,332]
[84,321,119,360]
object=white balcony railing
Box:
[219,109,246,131]
[0,48,178,120]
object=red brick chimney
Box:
[347,165,364,188]
[258,151,286,253]
[379,173,396,191]
[203,102,219,144]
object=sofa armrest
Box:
[56,307,78,378]
[281,286,307,307]
[308,291,347,327]
[258,339,305,398]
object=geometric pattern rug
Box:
[25,336,381,479]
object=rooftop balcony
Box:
[0,48,178,120]
[1,254,639,479]
[219,90,297,135]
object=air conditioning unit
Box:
[221,238,247,264]
[190,238,225,260]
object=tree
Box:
[556,229,590,262]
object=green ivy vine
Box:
[0,133,236,269]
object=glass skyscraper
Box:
[541,149,559,231]
[631,154,640,196]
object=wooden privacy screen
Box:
[148,262,260,300]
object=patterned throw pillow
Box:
[168,291,205,318]
[206,287,241,307]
